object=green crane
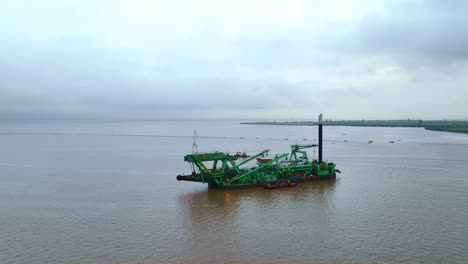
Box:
[289,144,318,164]
[177,114,340,189]
[181,150,292,187]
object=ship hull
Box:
[206,173,336,190]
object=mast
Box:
[192,130,198,154]
[318,114,323,163]
[191,130,198,173]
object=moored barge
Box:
[176,114,340,190]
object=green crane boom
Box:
[289,144,318,163]
[227,153,288,185]
[237,149,270,167]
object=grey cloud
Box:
[355,0,468,66]
[1,0,467,120]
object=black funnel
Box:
[318,114,323,163]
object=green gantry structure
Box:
[176,114,340,189]
[177,145,337,189]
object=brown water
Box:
[1,120,467,263]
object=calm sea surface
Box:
[1,120,467,263]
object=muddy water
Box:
[1,120,467,263]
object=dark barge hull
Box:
[265,182,297,189]
[207,173,337,190]
[292,173,337,183]
[211,182,265,190]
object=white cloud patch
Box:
[0,0,467,120]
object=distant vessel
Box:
[256,157,272,164]
[176,114,340,190]
[234,152,250,158]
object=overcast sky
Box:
[1,0,467,120]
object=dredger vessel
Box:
[176,114,340,189]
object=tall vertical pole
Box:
[318,114,323,163]
[191,130,198,173]
[192,130,198,154]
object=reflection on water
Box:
[177,181,337,260]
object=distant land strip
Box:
[241,120,468,134]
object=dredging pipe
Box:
[176,175,199,182]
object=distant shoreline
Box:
[240,120,468,134]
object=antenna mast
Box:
[192,130,198,154]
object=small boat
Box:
[234,152,250,158]
[256,157,272,164]
[389,141,395,144]
[290,178,303,183]
[264,181,297,189]
[368,140,374,144]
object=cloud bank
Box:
[1,0,467,120]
